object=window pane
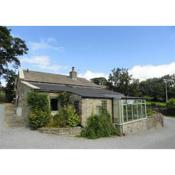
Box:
[96,106,101,115]
[133,105,138,119]
[123,105,128,122]
[102,100,107,112]
[51,98,58,111]
[127,104,133,121]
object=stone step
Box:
[5,103,25,127]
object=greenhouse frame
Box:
[113,98,147,134]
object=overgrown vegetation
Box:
[58,92,74,107]
[48,105,80,128]
[81,109,117,139]
[166,98,175,116]
[27,92,50,129]
[0,26,28,103]
[28,109,50,130]
[0,91,5,103]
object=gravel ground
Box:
[0,104,175,149]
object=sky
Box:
[9,26,175,81]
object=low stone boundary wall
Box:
[38,127,82,136]
[147,113,164,129]
[122,119,147,135]
[115,113,164,136]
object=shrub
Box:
[28,109,50,129]
[53,110,67,128]
[146,105,156,117]
[67,105,80,127]
[27,92,51,129]
[166,98,175,116]
[51,105,80,127]
[81,109,117,139]
[27,92,50,112]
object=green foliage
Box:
[67,106,80,127]
[27,92,50,129]
[27,92,50,112]
[28,109,50,130]
[147,101,166,107]
[81,109,117,139]
[166,98,175,116]
[91,77,108,86]
[0,91,5,103]
[108,68,140,96]
[0,26,28,82]
[4,70,16,102]
[146,106,156,117]
[48,105,80,128]
[58,92,74,108]
[53,109,68,127]
[140,74,175,101]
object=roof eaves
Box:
[21,81,40,89]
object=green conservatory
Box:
[113,98,147,135]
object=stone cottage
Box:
[15,67,147,135]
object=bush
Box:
[27,92,50,112]
[166,98,175,116]
[67,105,80,127]
[81,110,117,139]
[53,110,67,128]
[28,109,50,129]
[146,105,156,117]
[27,92,51,129]
[51,105,80,127]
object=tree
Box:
[4,70,16,102]
[108,68,133,96]
[91,77,108,86]
[139,75,175,101]
[0,26,28,102]
[0,26,28,78]
[129,78,140,97]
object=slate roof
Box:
[20,69,126,99]
[30,82,124,99]
[22,70,100,88]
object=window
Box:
[102,100,107,112]
[122,99,147,123]
[123,105,128,122]
[96,106,101,115]
[127,104,133,121]
[50,98,58,111]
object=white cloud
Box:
[129,62,175,81]
[29,38,64,52]
[21,56,65,73]
[79,70,108,80]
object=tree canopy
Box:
[0,26,28,102]
[0,26,28,78]
[91,77,108,86]
[92,68,175,101]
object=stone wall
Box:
[147,113,164,129]
[16,80,33,122]
[116,113,164,136]
[81,98,112,126]
[122,118,147,135]
[38,127,82,136]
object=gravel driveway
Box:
[0,104,175,149]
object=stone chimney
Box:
[69,67,77,80]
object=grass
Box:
[146,101,167,107]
